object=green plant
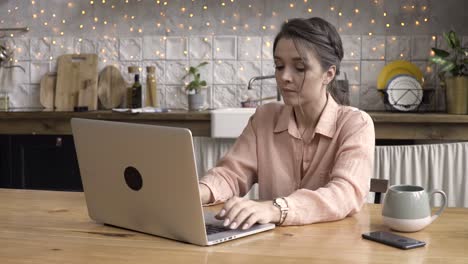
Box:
[429,30,468,78]
[182,62,209,93]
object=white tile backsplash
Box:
[262,36,274,60]
[119,38,142,61]
[98,39,119,61]
[338,61,360,85]
[165,85,188,109]
[6,38,30,60]
[362,36,385,60]
[189,36,212,60]
[213,85,239,108]
[413,61,437,87]
[360,85,386,111]
[74,38,97,54]
[214,36,236,60]
[166,60,188,85]
[411,35,436,60]
[261,60,276,85]
[349,85,360,107]
[386,36,411,61]
[166,37,188,60]
[9,83,29,108]
[30,37,51,61]
[361,61,385,86]
[341,35,361,61]
[238,36,262,61]
[30,61,50,84]
[143,36,166,60]
[51,37,74,59]
[213,60,237,84]
[237,61,261,85]
[13,61,30,84]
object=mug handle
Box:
[430,189,448,222]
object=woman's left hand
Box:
[216,196,281,230]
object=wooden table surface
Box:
[2,110,468,140]
[1,189,467,263]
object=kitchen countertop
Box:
[1,110,468,140]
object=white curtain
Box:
[194,138,468,208]
[374,142,468,208]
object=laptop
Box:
[71,118,275,246]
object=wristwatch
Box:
[273,197,289,226]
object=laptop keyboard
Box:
[205,224,231,235]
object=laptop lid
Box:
[71,118,208,245]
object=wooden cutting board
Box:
[97,65,127,109]
[39,72,57,109]
[55,54,98,111]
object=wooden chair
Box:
[370,178,389,204]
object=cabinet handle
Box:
[56,137,63,147]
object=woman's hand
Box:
[216,196,281,230]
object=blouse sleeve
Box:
[199,115,259,204]
[282,112,375,225]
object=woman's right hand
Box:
[199,184,214,204]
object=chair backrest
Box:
[370,178,389,204]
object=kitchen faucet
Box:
[246,75,279,106]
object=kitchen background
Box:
[0,0,467,111]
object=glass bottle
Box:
[131,74,142,108]
[145,66,157,107]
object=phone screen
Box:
[362,231,426,250]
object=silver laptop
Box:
[71,118,275,246]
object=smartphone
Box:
[362,231,426,250]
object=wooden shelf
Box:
[1,110,468,140]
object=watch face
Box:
[275,198,287,208]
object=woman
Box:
[199,17,375,229]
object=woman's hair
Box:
[273,17,346,104]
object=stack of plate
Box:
[377,61,424,112]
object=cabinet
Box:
[0,135,12,187]
[0,135,82,191]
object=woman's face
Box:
[274,38,334,106]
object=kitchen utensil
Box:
[39,72,57,109]
[55,54,98,111]
[97,65,127,109]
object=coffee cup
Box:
[382,185,447,232]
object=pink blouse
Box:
[199,96,375,225]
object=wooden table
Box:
[1,189,467,263]
[2,111,468,140]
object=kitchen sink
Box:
[210,108,256,138]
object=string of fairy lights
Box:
[1,0,435,71]
[1,0,432,38]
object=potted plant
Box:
[429,30,468,114]
[182,62,208,111]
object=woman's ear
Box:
[323,65,337,85]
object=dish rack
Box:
[378,87,435,112]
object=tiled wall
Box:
[0,0,467,111]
